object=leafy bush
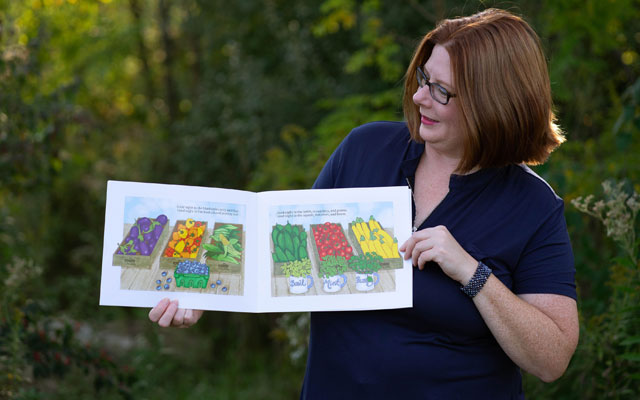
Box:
[525,180,639,398]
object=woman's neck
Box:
[421,144,462,176]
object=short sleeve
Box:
[511,200,577,300]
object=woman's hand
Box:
[148,298,204,328]
[399,225,477,285]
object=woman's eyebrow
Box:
[424,67,453,89]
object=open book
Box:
[100,181,412,312]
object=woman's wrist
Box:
[460,261,493,298]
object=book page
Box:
[256,186,412,312]
[100,181,258,312]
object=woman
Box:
[151,8,579,399]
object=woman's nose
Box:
[413,85,432,106]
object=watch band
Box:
[460,261,492,298]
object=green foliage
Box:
[0,258,136,399]
[280,259,312,278]
[318,256,349,278]
[347,252,383,274]
[2,0,640,397]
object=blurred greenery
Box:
[1,0,638,398]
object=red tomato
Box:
[338,250,345,257]
[346,246,353,254]
[333,242,341,249]
[324,222,331,227]
[331,234,338,241]
[327,249,335,255]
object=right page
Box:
[256,186,412,312]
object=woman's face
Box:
[412,44,463,158]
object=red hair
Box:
[403,8,564,172]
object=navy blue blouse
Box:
[301,121,576,399]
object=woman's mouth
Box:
[421,115,439,125]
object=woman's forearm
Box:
[472,275,579,382]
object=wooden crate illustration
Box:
[271,223,309,276]
[112,216,170,268]
[347,219,403,270]
[204,222,245,274]
[159,219,208,270]
[309,222,353,275]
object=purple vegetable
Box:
[140,242,150,256]
[153,224,163,239]
[138,217,151,231]
[144,232,153,242]
[156,214,168,225]
[129,225,139,238]
[148,238,157,251]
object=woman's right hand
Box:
[148,298,204,328]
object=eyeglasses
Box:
[416,66,456,105]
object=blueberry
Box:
[216,280,222,285]
[164,284,170,290]
[166,278,172,283]
[156,286,162,290]
[156,280,162,284]
[210,284,216,289]
[222,287,227,292]
[161,271,167,277]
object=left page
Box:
[100,181,259,312]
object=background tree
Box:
[1,0,638,398]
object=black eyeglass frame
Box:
[416,66,457,105]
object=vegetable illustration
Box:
[271,222,308,263]
[312,222,353,262]
[350,216,399,259]
[162,219,206,259]
[115,214,168,256]
[203,224,243,264]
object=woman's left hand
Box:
[399,225,477,285]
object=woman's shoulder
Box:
[345,121,410,145]
[510,165,563,198]
[313,121,411,189]
[501,164,565,213]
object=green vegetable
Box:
[205,224,243,264]
[271,222,308,263]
